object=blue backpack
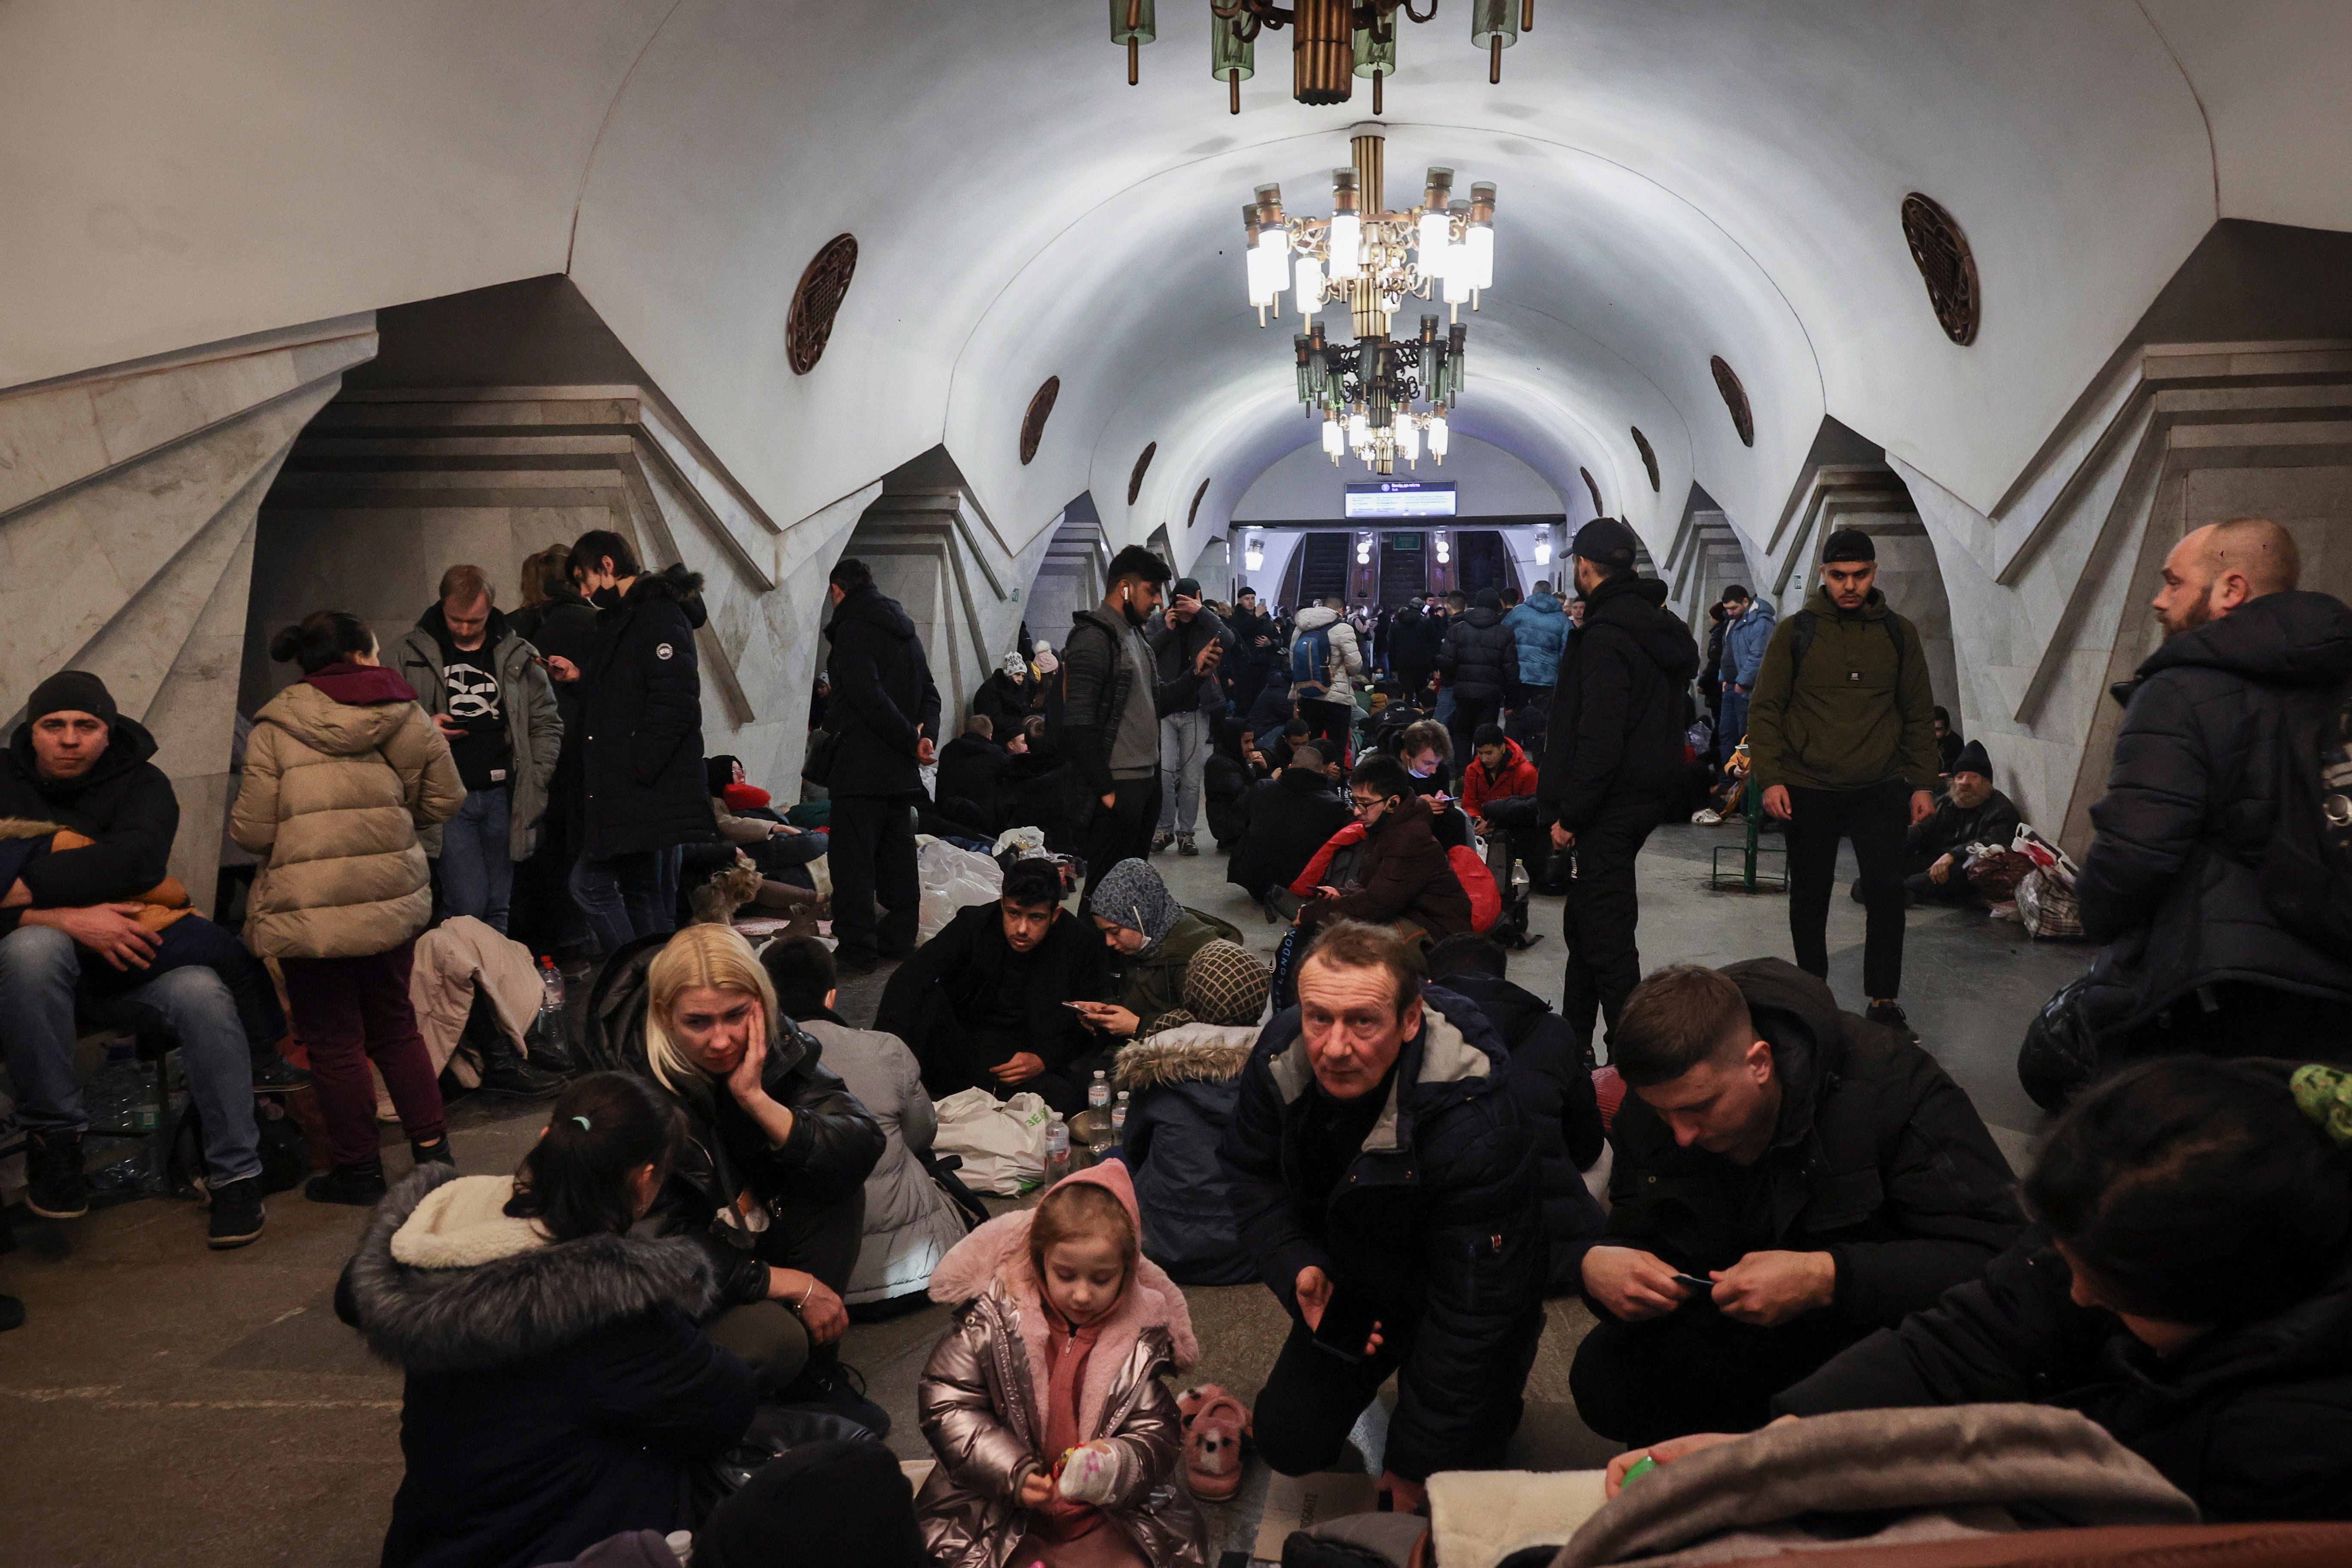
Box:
[1291,622,1333,701]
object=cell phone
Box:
[1310,1286,1382,1363]
[1671,1272,1715,1295]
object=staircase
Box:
[1295,532,1350,604]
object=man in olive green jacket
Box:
[1746,529,1940,1038]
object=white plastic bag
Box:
[932,1088,1050,1195]
[917,837,1004,943]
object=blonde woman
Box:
[636,923,888,1411]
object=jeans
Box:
[1156,711,1207,835]
[280,940,446,1169]
[435,783,512,932]
[0,924,261,1184]
[1786,778,1911,1000]
[570,851,674,956]
[1718,689,1750,758]
[829,795,919,964]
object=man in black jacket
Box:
[1062,545,1219,909]
[1390,597,1444,707]
[2075,517,2352,1059]
[1571,959,2022,1446]
[1226,746,1352,912]
[1537,518,1701,1053]
[1226,587,1279,700]
[934,715,1013,837]
[560,530,718,953]
[1437,588,1518,764]
[1220,920,1545,1512]
[1896,740,2019,906]
[821,557,944,974]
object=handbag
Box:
[2018,974,2101,1111]
[800,728,841,787]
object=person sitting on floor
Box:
[337,1072,756,1568]
[1900,739,2019,906]
[875,857,1108,1115]
[1422,934,1606,1294]
[1295,754,1473,943]
[937,714,1017,839]
[972,651,1035,739]
[1225,744,1352,916]
[1201,717,1258,852]
[916,1161,1210,1568]
[1459,723,1538,832]
[1571,959,2023,1449]
[1066,857,1244,1048]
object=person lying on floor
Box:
[1066,857,1243,1047]
[337,1072,756,1568]
[875,856,1108,1115]
[1571,959,2023,1449]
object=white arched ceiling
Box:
[8,0,2351,585]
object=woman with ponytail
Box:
[338,1071,755,1568]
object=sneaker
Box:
[22,1129,90,1220]
[206,1175,266,1250]
[1150,830,1176,853]
[249,1055,313,1092]
[474,1055,566,1099]
[410,1137,456,1170]
[305,1159,388,1207]
[1866,1001,1920,1044]
[1177,833,1199,857]
[1690,809,1722,825]
[776,1353,892,1439]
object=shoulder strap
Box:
[1786,608,1905,689]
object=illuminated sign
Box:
[1344,481,1457,519]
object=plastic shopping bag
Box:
[931,1088,1050,1195]
[916,838,1005,943]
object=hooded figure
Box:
[579,564,721,860]
[1091,858,1245,1038]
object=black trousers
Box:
[1560,793,1663,1053]
[828,793,920,964]
[1253,1322,1410,1478]
[1299,698,1354,759]
[1079,775,1162,911]
[1786,778,1911,1000]
[1569,1305,1861,1449]
[1448,695,1502,770]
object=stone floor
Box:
[0,821,2093,1565]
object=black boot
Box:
[206,1175,266,1250]
[410,1136,456,1170]
[475,1033,565,1099]
[304,1158,388,1207]
[23,1128,90,1220]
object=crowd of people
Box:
[6,509,2352,1564]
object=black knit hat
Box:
[697,1440,926,1568]
[27,670,116,727]
[1952,739,1992,779]
[1572,516,1641,570]
[1821,528,1877,564]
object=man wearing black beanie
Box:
[1745,529,1940,1037]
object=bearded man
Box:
[1894,740,2019,906]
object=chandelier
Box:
[1111,0,1534,114]
[1241,126,1492,474]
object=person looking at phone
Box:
[1294,754,1473,943]
[1570,959,2022,1449]
[1219,920,1545,1515]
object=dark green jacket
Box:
[1746,585,1939,793]
[1115,908,1244,1035]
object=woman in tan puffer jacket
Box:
[233,610,465,1208]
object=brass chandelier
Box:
[1112,0,1534,115]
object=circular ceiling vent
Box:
[1901,192,1980,345]
[1187,477,1211,530]
[1710,355,1755,448]
[1631,426,1660,492]
[1580,468,1604,516]
[1127,442,1157,505]
[1019,377,1061,465]
[786,234,858,375]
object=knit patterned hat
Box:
[1181,940,1271,1027]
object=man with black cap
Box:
[0,670,270,1247]
[1537,518,1701,1053]
[1145,575,1234,857]
[1746,528,1940,1037]
[1898,739,2018,906]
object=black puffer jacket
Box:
[2076,589,2352,1043]
[337,1166,754,1568]
[1429,970,1606,1295]
[1219,988,1545,1480]
[0,712,175,934]
[970,671,1031,739]
[579,566,718,859]
[1437,604,1519,702]
[1539,574,1701,832]
[1226,766,1352,898]
[1599,959,2024,1332]
[1389,605,1445,671]
[1778,1240,2352,1522]
[874,900,1109,1089]
[824,583,943,798]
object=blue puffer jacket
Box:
[1720,597,1777,686]
[1113,1024,1258,1286]
[1503,594,1571,689]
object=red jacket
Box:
[1461,738,1539,819]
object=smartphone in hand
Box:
[1310,1285,1382,1363]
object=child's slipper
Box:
[1180,1386,1252,1502]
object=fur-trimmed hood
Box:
[342,1164,718,1374]
[1113,1025,1256,1091]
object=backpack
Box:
[1290,622,1334,703]
[2257,674,2352,950]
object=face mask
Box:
[590,585,622,609]
[1407,760,1436,779]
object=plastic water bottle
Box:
[537,957,567,1049]
[1043,1113,1071,1184]
[1111,1090,1130,1140]
[1087,1069,1110,1111]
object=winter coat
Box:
[1538,575,1702,832]
[1202,748,1254,846]
[231,668,465,961]
[1701,616,1727,697]
[1298,797,1472,938]
[1114,1025,1257,1285]
[1388,606,1446,672]
[1908,787,2022,866]
[337,1165,754,1568]
[579,566,719,858]
[1220,989,1546,1481]
[1226,605,1280,682]
[1424,970,1605,1294]
[0,710,176,937]
[1287,605,1366,705]
[916,1167,1209,1568]
[1460,737,1540,821]
[1145,603,1235,716]
[801,1015,972,1306]
[877,901,1109,1082]
[394,605,563,860]
[1719,597,1778,688]
[637,1013,888,1308]
[936,734,1014,832]
[1438,605,1520,702]
[2075,589,2352,1044]
[1060,606,1203,814]
[1226,767,1353,899]
[1777,1239,2352,1523]
[824,582,943,799]
[1502,593,1571,690]
[1599,959,2024,1331]
[972,671,1033,739]
[1113,909,1246,1037]
[1745,585,1939,793]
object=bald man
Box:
[2072,517,2352,1072]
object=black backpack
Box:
[2257,674,2352,950]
